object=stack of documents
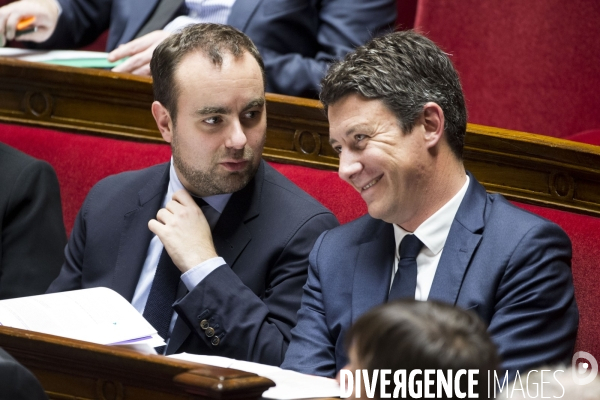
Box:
[0,48,124,68]
[0,287,164,348]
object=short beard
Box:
[171,126,264,197]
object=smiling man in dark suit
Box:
[47,23,338,364]
[281,30,578,378]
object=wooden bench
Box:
[1,59,599,393]
[0,326,273,400]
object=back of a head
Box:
[150,23,265,121]
[346,300,500,399]
[320,30,467,159]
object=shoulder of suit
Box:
[0,143,56,185]
[485,191,566,233]
[93,162,167,188]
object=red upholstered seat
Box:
[565,129,600,146]
[414,0,600,138]
[0,123,171,234]
[269,162,366,225]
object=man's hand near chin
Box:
[108,30,171,76]
[148,189,219,273]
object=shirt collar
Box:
[167,158,231,213]
[394,174,470,257]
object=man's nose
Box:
[225,121,247,149]
[338,151,362,183]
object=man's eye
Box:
[244,110,259,119]
[355,134,366,141]
[333,146,342,154]
[204,116,222,125]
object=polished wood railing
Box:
[1,58,599,217]
[0,326,273,400]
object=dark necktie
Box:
[143,247,180,352]
[143,196,210,352]
[388,234,424,300]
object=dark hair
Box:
[321,30,467,159]
[150,23,266,122]
[346,300,499,399]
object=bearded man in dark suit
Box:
[48,23,338,365]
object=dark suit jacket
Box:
[0,348,47,400]
[40,0,396,97]
[0,143,66,299]
[281,174,579,378]
[48,160,338,365]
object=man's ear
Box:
[422,102,445,149]
[151,101,174,143]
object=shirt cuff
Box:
[181,257,226,291]
[163,16,201,33]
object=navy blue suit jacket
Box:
[40,0,396,97]
[281,174,578,378]
[0,143,65,299]
[48,160,338,365]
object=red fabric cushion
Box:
[565,129,600,146]
[414,0,600,138]
[268,162,367,224]
[514,202,600,362]
[0,123,171,233]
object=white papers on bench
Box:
[170,353,340,399]
[0,287,164,348]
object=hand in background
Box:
[108,30,171,75]
[0,0,60,47]
[148,189,219,273]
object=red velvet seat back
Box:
[414,0,600,138]
[0,124,171,234]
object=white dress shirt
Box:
[163,0,236,33]
[131,159,231,334]
[392,175,470,301]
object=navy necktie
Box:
[389,234,423,300]
[143,247,180,352]
[143,196,209,352]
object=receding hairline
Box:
[169,49,266,118]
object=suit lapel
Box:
[111,164,170,301]
[428,173,487,304]
[228,0,262,31]
[351,220,395,324]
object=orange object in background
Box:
[16,16,35,31]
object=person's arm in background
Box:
[251,0,397,98]
[0,0,112,49]
[0,0,60,47]
[108,0,397,98]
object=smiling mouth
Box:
[361,176,382,191]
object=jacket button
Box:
[205,327,215,337]
[211,337,220,346]
[200,319,209,330]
